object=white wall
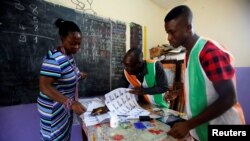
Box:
[46,0,167,59]
[180,0,250,67]
[46,0,249,67]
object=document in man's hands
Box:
[79,88,150,126]
[104,88,149,119]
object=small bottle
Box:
[110,113,119,128]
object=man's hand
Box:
[128,87,143,95]
[164,91,178,102]
[167,121,190,139]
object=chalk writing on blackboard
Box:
[111,21,127,89]
[130,22,142,49]
[0,0,128,106]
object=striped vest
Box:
[185,38,245,141]
[124,60,169,108]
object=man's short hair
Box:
[124,48,143,63]
[164,5,192,22]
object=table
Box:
[81,107,182,141]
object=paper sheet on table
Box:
[104,88,149,118]
[79,98,110,127]
[80,111,110,127]
[78,97,104,110]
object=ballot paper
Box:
[80,111,110,127]
[79,98,110,127]
[104,88,149,119]
[79,88,150,126]
[78,97,104,110]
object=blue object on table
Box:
[134,122,147,130]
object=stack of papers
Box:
[79,88,150,126]
[79,98,110,127]
[105,88,149,119]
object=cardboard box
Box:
[150,46,170,59]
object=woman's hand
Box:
[71,101,86,115]
[80,72,87,80]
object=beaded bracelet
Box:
[63,98,74,111]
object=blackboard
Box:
[130,22,142,49]
[111,21,127,89]
[0,0,127,106]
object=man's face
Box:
[123,55,141,75]
[164,17,189,48]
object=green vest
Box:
[144,60,169,108]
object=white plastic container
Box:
[109,113,119,128]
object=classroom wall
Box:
[0,103,83,141]
[1,2,249,139]
[46,0,249,67]
[46,0,166,59]
[236,67,250,124]
[48,0,250,67]
[177,0,250,67]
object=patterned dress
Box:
[37,50,80,141]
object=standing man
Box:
[123,48,169,108]
[164,5,245,141]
